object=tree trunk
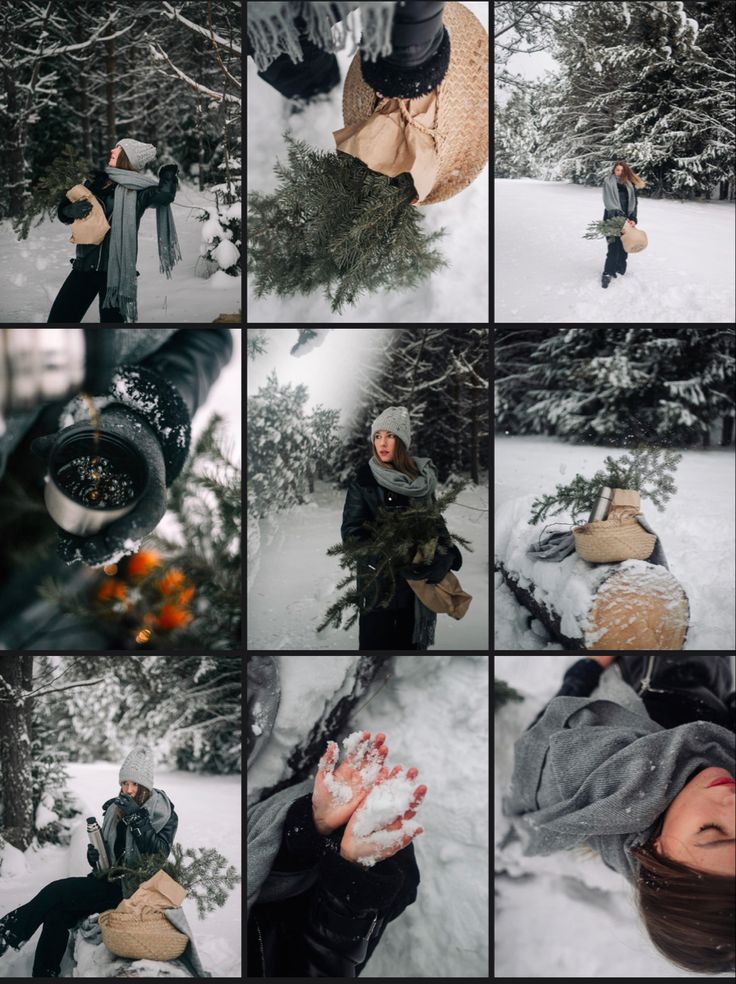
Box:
[496,561,689,651]
[105,36,116,147]
[470,399,479,484]
[721,415,733,446]
[0,655,34,849]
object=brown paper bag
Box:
[621,223,648,253]
[405,570,473,619]
[116,868,187,914]
[66,183,110,245]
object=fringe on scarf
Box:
[412,594,436,651]
[246,1,396,72]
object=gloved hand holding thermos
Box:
[86,817,110,873]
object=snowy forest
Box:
[0,654,241,977]
[495,0,734,199]
[247,328,490,651]
[495,328,735,651]
[494,1,736,323]
[0,0,241,323]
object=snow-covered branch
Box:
[161,1,242,56]
[147,41,241,105]
[10,22,135,64]
[26,677,106,699]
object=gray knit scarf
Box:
[502,682,735,885]
[103,166,182,323]
[602,174,636,215]
[246,1,396,71]
[369,455,438,648]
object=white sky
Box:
[246,328,390,424]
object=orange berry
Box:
[97,579,127,602]
[127,550,163,578]
[156,569,187,595]
[156,604,193,630]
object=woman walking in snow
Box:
[340,406,462,651]
[0,746,178,978]
[601,161,645,288]
[47,139,181,324]
[503,655,735,976]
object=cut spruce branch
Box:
[583,216,626,241]
[317,480,472,632]
[247,134,447,314]
[529,446,682,525]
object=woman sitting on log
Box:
[0,746,177,979]
[503,655,735,976]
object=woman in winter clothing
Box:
[0,746,178,979]
[503,655,735,976]
[601,160,644,288]
[340,405,462,651]
[48,139,181,324]
[247,727,425,977]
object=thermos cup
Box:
[86,817,110,872]
[587,486,613,523]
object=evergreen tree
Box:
[248,371,311,517]
[247,135,447,313]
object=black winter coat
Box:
[341,462,461,613]
[247,793,420,977]
[56,166,178,273]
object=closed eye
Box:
[696,823,735,848]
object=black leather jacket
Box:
[341,462,461,612]
[100,792,178,864]
[247,793,420,977]
[57,166,178,273]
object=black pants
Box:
[1,875,123,976]
[47,269,124,323]
[604,236,627,276]
[359,606,417,651]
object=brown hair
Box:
[629,834,735,975]
[370,435,420,480]
[612,160,646,189]
[103,146,137,189]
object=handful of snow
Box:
[351,774,415,838]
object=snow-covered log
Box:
[496,497,690,650]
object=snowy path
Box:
[0,182,240,323]
[494,179,735,324]
[0,763,241,978]
[494,436,735,650]
[247,478,489,650]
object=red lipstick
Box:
[707,777,736,788]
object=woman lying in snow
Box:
[502,655,735,976]
[247,729,426,977]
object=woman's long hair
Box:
[612,160,646,189]
[629,833,735,975]
[370,436,420,480]
[113,783,151,821]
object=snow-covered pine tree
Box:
[306,405,342,491]
[248,371,312,516]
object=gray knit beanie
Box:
[116,138,156,172]
[370,406,411,449]
[119,744,154,790]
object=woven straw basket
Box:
[573,517,656,563]
[99,908,188,961]
[342,1,489,205]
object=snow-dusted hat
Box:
[119,745,154,790]
[116,138,156,172]
[371,406,411,450]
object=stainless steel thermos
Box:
[86,817,110,872]
[587,486,613,523]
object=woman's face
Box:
[120,780,139,797]
[374,431,396,464]
[614,164,624,177]
[653,766,735,875]
[108,146,122,167]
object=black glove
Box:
[31,406,167,567]
[158,164,178,178]
[87,844,100,868]
[63,201,93,220]
[400,545,455,584]
[114,793,140,817]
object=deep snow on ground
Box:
[494,179,735,324]
[494,436,735,650]
[247,654,489,978]
[0,762,241,978]
[246,3,488,324]
[0,181,241,323]
[495,654,736,979]
[247,477,489,650]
